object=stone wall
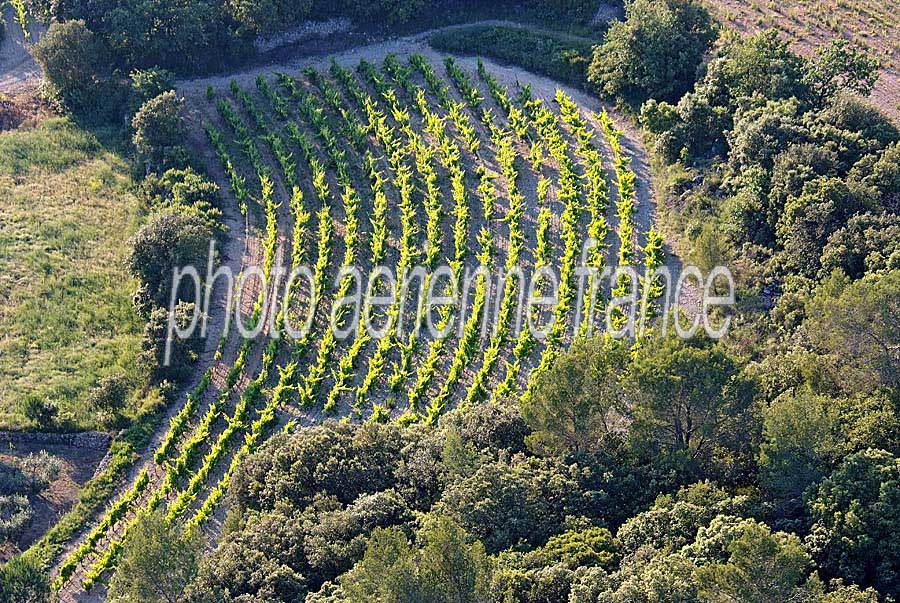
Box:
[0,430,112,450]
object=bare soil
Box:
[0,441,107,563]
[0,5,44,95]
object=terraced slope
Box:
[48,48,663,603]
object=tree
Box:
[132,91,187,169]
[644,29,813,163]
[806,39,880,103]
[437,456,583,553]
[727,98,808,174]
[417,515,493,602]
[718,29,811,106]
[0,554,49,603]
[817,581,880,603]
[520,527,620,571]
[108,509,201,603]
[99,0,235,74]
[231,422,407,513]
[777,177,867,278]
[865,142,900,208]
[820,212,900,279]
[804,269,900,393]
[341,527,419,603]
[616,484,753,557]
[596,552,701,603]
[440,401,530,455]
[303,490,412,586]
[32,20,107,115]
[588,0,717,108]
[696,521,811,603]
[342,516,492,603]
[126,209,212,307]
[806,449,900,594]
[819,93,899,153]
[758,390,843,521]
[522,337,628,456]
[767,143,839,238]
[623,336,753,465]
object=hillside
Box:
[41,43,662,601]
[706,0,900,121]
[2,1,899,602]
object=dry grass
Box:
[706,0,900,121]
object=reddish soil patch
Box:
[0,89,55,131]
[0,440,108,562]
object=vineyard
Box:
[44,49,661,602]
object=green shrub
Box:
[0,495,32,542]
[429,26,594,89]
[132,91,188,169]
[0,553,49,603]
[31,21,111,117]
[588,0,717,108]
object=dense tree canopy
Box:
[522,336,627,455]
[589,0,718,108]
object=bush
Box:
[588,0,717,108]
[32,20,109,116]
[0,553,49,603]
[429,25,594,89]
[88,373,131,424]
[126,209,212,308]
[21,395,58,429]
[18,452,62,496]
[132,91,187,169]
[140,167,223,230]
[129,67,176,113]
[0,495,32,541]
[137,302,204,384]
[0,464,28,497]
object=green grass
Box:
[0,118,144,430]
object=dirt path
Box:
[0,5,43,94]
[178,19,599,96]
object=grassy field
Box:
[706,0,900,121]
[0,118,144,430]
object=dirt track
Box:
[0,5,43,94]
